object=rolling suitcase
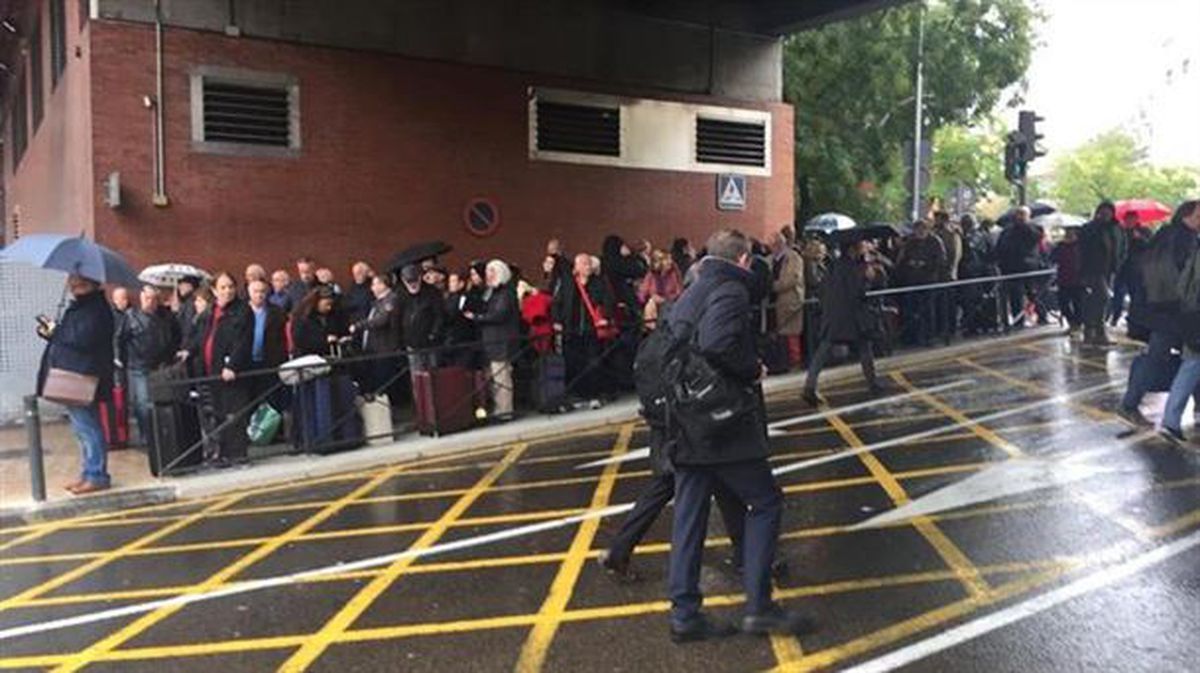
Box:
[532,353,567,412]
[98,382,129,449]
[148,399,203,476]
[294,374,365,454]
[413,367,476,436]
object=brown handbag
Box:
[42,368,99,407]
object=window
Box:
[30,18,44,131]
[534,100,621,157]
[696,117,766,168]
[49,0,66,86]
[12,73,28,167]
[79,0,89,30]
[190,67,300,156]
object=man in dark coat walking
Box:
[37,275,115,494]
[1078,201,1125,346]
[994,206,1043,327]
[665,229,811,643]
[804,238,885,404]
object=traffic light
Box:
[1018,110,1046,162]
[1004,131,1027,182]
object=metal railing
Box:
[21,267,1063,492]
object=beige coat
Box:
[772,248,806,336]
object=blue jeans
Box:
[127,369,152,447]
[1162,353,1200,433]
[67,403,110,486]
[1122,331,1180,410]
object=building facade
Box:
[2,1,875,275]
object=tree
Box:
[784,0,1037,224]
[928,120,1010,205]
[1041,130,1198,215]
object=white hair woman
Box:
[469,259,520,419]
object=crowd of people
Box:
[36,198,1200,495]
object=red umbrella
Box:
[1114,199,1171,227]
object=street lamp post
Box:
[910,1,925,223]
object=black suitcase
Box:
[148,401,203,476]
[533,353,568,412]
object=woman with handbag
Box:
[37,274,116,494]
[552,253,616,404]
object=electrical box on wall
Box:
[104,172,121,208]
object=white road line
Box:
[0,503,636,641]
[766,379,975,432]
[841,528,1200,673]
[770,381,1119,477]
[574,379,976,470]
[575,447,651,470]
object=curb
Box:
[3,327,1060,524]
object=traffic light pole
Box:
[910,2,925,223]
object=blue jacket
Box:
[667,257,768,465]
[37,290,115,403]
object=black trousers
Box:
[805,337,877,394]
[1058,286,1085,329]
[201,381,249,461]
[606,473,747,565]
[669,459,783,625]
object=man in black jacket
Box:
[995,206,1042,328]
[398,265,445,371]
[116,285,174,447]
[37,275,115,495]
[665,229,811,643]
[1078,201,1125,346]
[350,274,404,398]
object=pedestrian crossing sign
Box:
[717,174,746,211]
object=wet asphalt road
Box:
[0,335,1197,672]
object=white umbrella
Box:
[805,212,857,234]
[139,263,211,287]
[1033,212,1087,229]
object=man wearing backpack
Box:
[1119,200,1200,426]
[1078,201,1126,346]
[663,229,811,643]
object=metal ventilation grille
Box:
[696,117,766,167]
[203,81,291,146]
[535,100,620,157]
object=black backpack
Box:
[633,311,757,455]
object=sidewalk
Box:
[0,327,1060,524]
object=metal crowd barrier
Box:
[21,267,1062,491]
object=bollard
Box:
[25,395,46,502]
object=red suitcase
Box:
[98,383,129,449]
[412,367,477,436]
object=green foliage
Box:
[929,120,1010,200]
[784,0,1037,223]
[1042,130,1199,215]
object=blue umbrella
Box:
[0,234,141,287]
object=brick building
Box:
[2,0,888,275]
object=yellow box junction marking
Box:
[514,423,632,673]
[276,441,530,671]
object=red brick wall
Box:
[3,0,94,243]
[87,20,794,279]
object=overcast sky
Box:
[1020,0,1199,171]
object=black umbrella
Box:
[386,241,453,272]
[997,201,1057,227]
[831,223,900,246]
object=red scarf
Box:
[203,304,224,374]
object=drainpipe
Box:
[152,0,169,206]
